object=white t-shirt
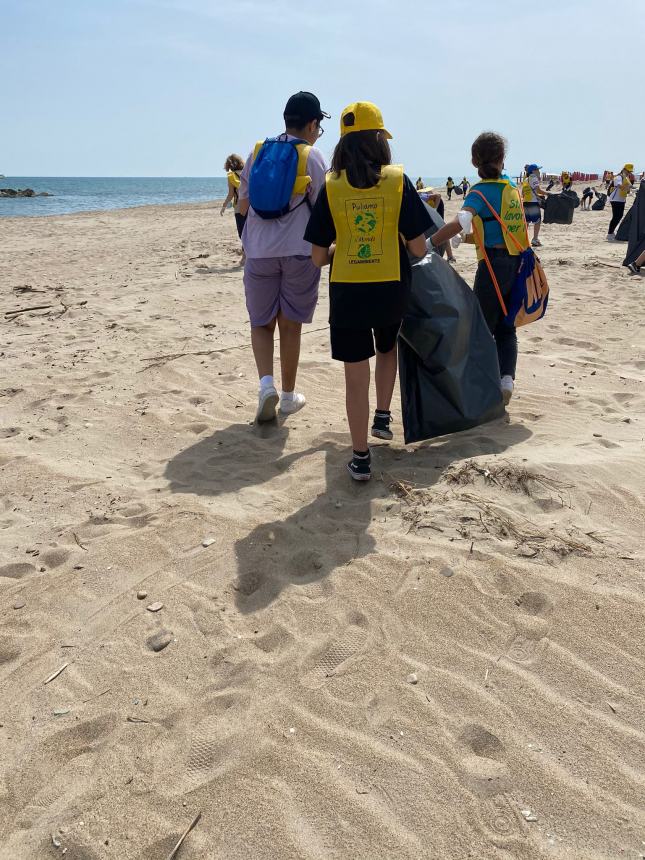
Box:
[609,174,630,203]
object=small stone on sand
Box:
[407,673,418,685]
[146,601,163,612]
[13,599,26,609]
[202,537,215,547]
[439,567,455,578]
[137,590,147,600]
[146,630,173,652]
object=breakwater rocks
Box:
[1,188,53,198]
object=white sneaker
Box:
[501,375,514,405]
[279,392,306,415]
[255,386,279,423]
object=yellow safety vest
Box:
[465,180,529,261]
[618,174,631,201]
[326,165,404,284]
[227,170,241,190]
[252,140,312,197]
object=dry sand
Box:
[1,186,644,859]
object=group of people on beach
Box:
[221,91,638,481]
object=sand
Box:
[1,186,644,860]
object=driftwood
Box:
[166,811,202,860]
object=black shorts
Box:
[330,322,400,363]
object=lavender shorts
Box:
[243,255,321,327]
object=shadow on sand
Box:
[165,416,532,613]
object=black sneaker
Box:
[371,410,393,441]
[347,450,371,482]
[627,262,641,275]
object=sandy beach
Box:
[1,188,644,859]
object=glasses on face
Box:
[317,124,325,138]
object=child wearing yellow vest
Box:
[429,132,530,406]
[221,153,246,238]
[305,102,431,481]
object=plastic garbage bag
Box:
[615,205,632,241]
[398,251,505,444]
[561,189,580,209]
[623,181,645,268]
[592,193,607,211]
[543,193,575,224]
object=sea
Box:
[0,175,455,218]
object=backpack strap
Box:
[470,188,528,253]
[470,218,509,318]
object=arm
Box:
[407,234,428,258]
[311,244,335,267]
[237,154,252,217]
[430,216,466,248]
[220,185,235,215]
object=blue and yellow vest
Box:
[465,179,529,260]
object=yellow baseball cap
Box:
[624,163,634,172]
[340,102,392,138]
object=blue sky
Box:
[3,0,643,177]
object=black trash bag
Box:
[398,252,505,444]
[623,181,645,268]
[543,193,575,224]
[615,205,632,241]
[453,185,463,196]
[561,189,580,208]
[592,193,607,211]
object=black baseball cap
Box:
[283,91,330,125]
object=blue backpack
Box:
[249,136,312,220]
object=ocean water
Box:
[0,176,230,217]
[0,175,459,218]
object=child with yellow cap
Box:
[304,102,431,481]
[607,163,635,241]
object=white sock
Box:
[259,375,274,391]
[281,390,295,401]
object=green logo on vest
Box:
[355,212,377,234]
[357,243,372,259]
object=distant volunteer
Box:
[429,132,530,406]
[446,176,455,200]
[305,102,431,481]
[221,153,246,238]
[461,177,470,196]
[237,92,329,422]
[522,164,547,247]
[560,171,572,191]
[607,163,635,241]
[581,186,594,210]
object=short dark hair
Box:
[471,131,506,179]
[284,115,317,132]
[330,129,392,188]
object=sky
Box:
[2,0,644,178]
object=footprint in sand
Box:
[8,713,118,818]
[0,561,37,580]
[457,724,526,845]
[155,691,252,796]
[301,613,369,690]
[506,591,553,665]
